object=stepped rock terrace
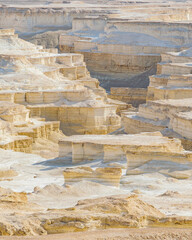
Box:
[0,0,192,239]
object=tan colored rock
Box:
[159,191,181,197]
[160,170,192,179]
[107,162,126,169]
[59,132,192,170]
[0,101,62,155]
[109,87,147,107]
[0,187,27,203]
[42,195,165,234]
[0,170,17,179]
[132,189,142,194]
[123,45,192,148]
[63,167,122,187]
[63,167,93,180]
[0,30,121,136]
[126,169,144,175]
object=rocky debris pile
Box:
[42,195,165,234]
[0,187,170,236]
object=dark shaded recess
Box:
[90,65,157,92]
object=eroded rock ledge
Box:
[1,187,191,236]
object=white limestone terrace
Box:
[123,43,192,145]
[123,97,192,136]
[148,98,192,108]
[150,51,192,90]
[0,0,191,42]
[59,132,180,147]
[0,29,123,135]
[59,5,192,90]
[0,30,77,90]
[58,131,192,168]
[147,49,192,101]
[0,29,97,92]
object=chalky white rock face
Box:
[59,132,192,168]
[123,44,192,146]
[1,1,192,238]
[0,0,191,91]
[0,100,62,156]
[58,0,192,91]
[0,29,121,136]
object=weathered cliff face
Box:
[0,1,191,91]
[0,3,118,42]
[0,101,61,157]
[0,186,167,236]
[60,30,166,89]
[0,182,192,236]
[123,43,192,150]
[59,132,192,170]
[0,7,110,34]
[0,29,122,136]
[59,2,192,89]
[108,87,147,107]
[0,1,192,238]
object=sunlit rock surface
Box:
[0,29,121,136]
[0,0,191,239]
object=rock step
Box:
[0,136,32,153]
[97,44,178,55]
[138,99,192,122]
[108,87,147,107]
[147,86,192,101]
[63,166,122,187]
[149,74,192,88]
[157,62,192,75]
[0,29,15,36]
[15,121,60,142]
[0,89,94,104]
[27,104,121,135]
[59,65,88,80]
[170,112,192,140]
[161,52,192,64]
[28,53,85,67]
[123,113,166,134]
[59,133,191,167]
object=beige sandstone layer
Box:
[108,87,147,107]
[1,228,192,240]
[0,101,62,156]
[59,132,192,170]
[63,166,122,186]
[0,1,192,237]
[1,183,183,236]
[0,29,122,135]
[123,45,192,148]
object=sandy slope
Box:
[1,228,192,240]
